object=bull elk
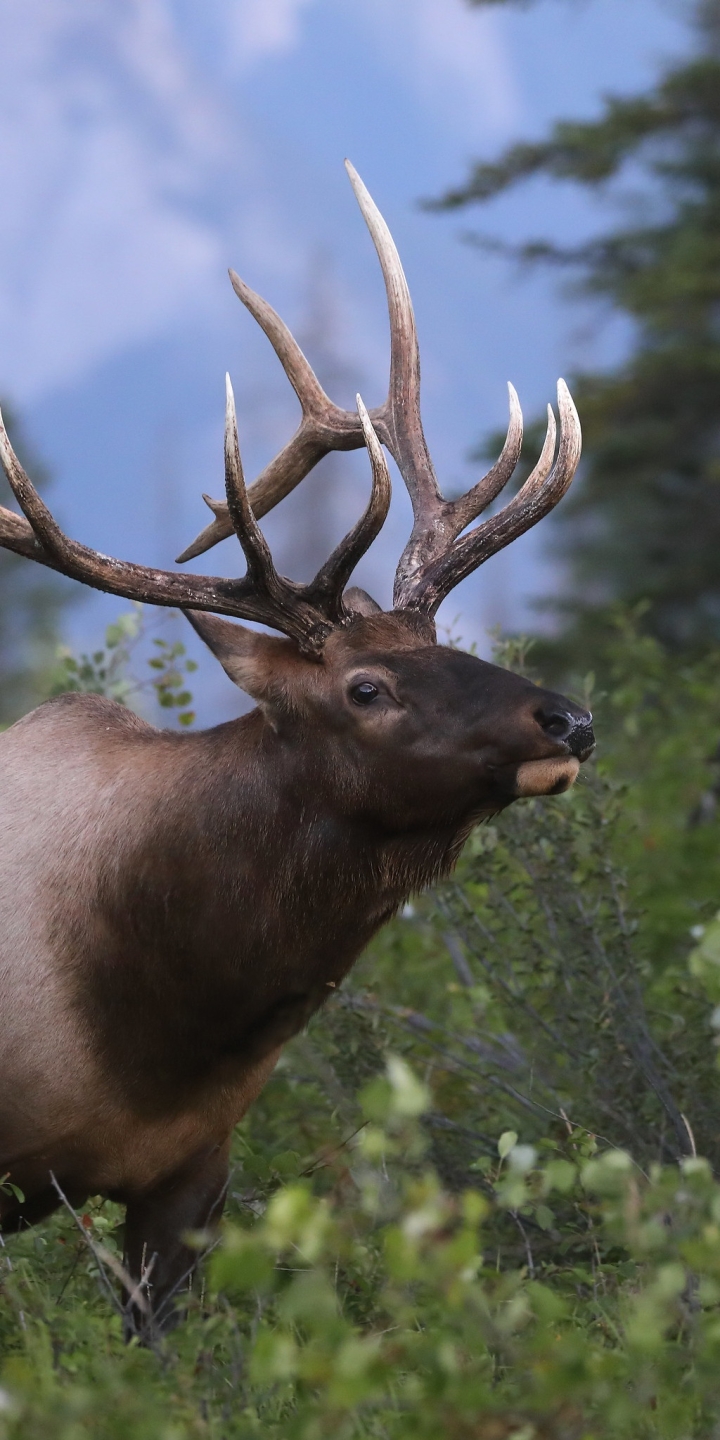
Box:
[0,162,593,1336]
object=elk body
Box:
[0,164,593,1336]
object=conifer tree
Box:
[433,0,720,656]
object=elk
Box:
[0,162,593,1336]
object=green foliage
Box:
[147,637,197,726]
[579,610,720,961]
[202,1124,720,1438]
[432,1,720,655]
[0,614,719,1432]
[689,913,720,1007]
[7,1089,720,1435]
[51,607,145,707]
[51,606,197,728]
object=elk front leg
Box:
[122,1137,231,1341]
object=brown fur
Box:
[0,611,593,1335]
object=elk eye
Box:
[351,681,379,706]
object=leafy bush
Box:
[51,606,198,725]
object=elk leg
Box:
[122,1136,231,1341]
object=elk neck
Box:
[59,696,477,1119]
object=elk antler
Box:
[0,163,579,649]
[346,169,581,615]
[0,381,390,656]
[394,384,579,614]
[178,161,581,618]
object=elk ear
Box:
[184,611,290,703]
[344,586,382,617]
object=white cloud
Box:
[223,0,318,71]
[0,0,236,401]
[357,0,523,142]
[0,0,521,409]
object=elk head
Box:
[0,162,592,827]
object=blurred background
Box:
[0,0,713,724]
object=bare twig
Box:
[299,1123,369,1178]
[49,1174,130,1319]
[510,1211,535,1277]
[681,1113,698,1158]
[48,1173,160,1340]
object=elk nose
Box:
[536,705,595,759]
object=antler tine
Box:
[0,408,73,565]
[344,160,442,517]
[0,371,393,656]
[228,271,334,420]
[392,382,525,601]
[222,373,350,652]
[178,161,439,569]
[222,375,391,635]
[344,166,538,608]
[223,372,282,590]
[307,395,391,618]
[449,383,524,531]
[395,382,580,616]
[177,268,383,566]
[0,402,328,649]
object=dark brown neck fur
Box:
[59,702,473,1119]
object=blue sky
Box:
[0,0,691,721]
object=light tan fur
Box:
[0,700,276,1208]
[514,757,580,796]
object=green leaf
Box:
[535,1204,554,1231]
[210,1233,274,1295]
[543,1159,577,1194]
[0,1179,25,1203]
[498,1131,518,1160]
[385,1055,430,1117]
[470,1155,494,1175]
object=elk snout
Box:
[512,701,594,798]
[535,704,595,761]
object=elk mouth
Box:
[514,755,581,797]
[509,708,595,797]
